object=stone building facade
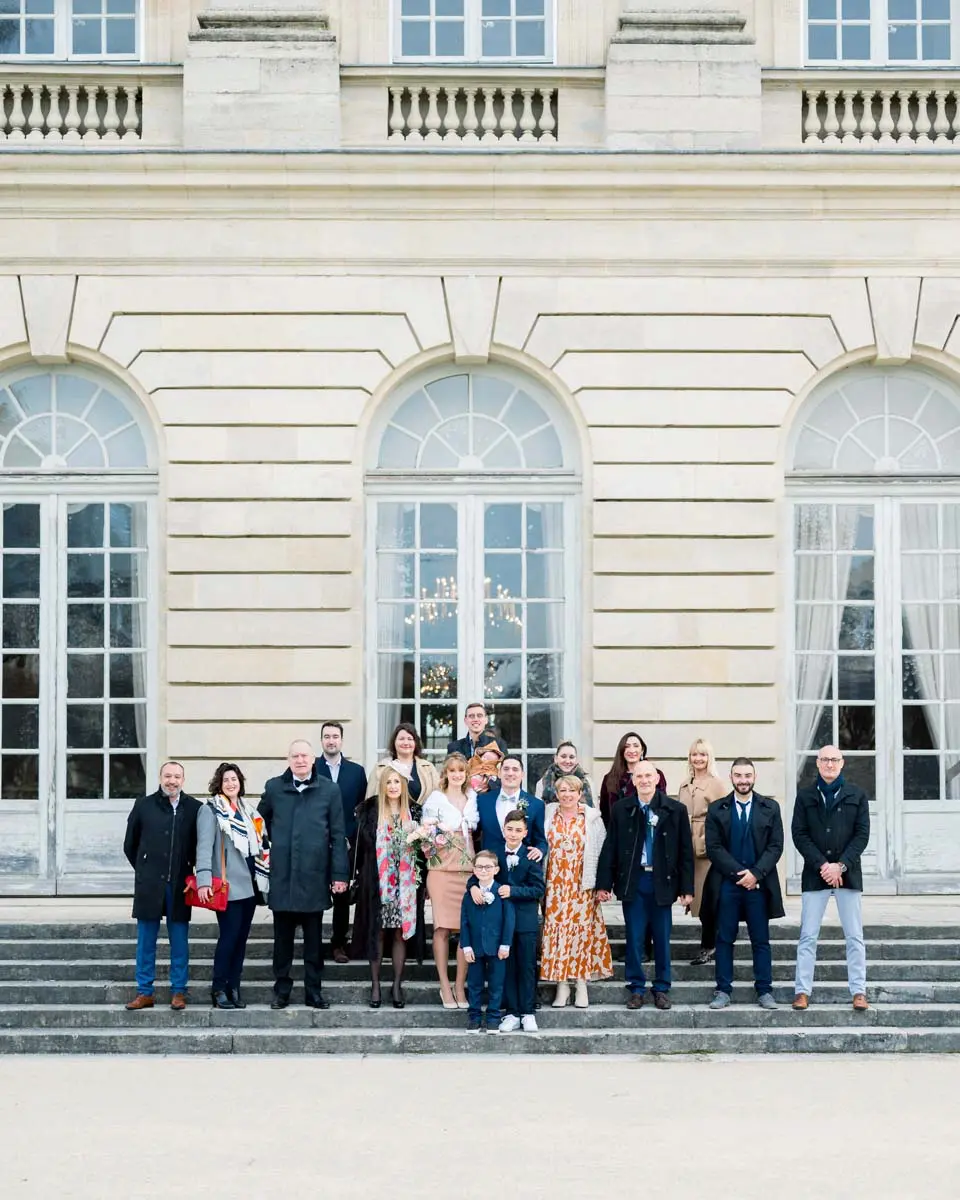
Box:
[1,1,959,894]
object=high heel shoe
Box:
[440,990,458,1011]
[574,980,589,1009]
[392,984,405,1010]
[369,986,382,1010]
[552,982,571,1008]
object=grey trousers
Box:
[794,887,866,998]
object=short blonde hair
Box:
[685,738,718,784]
[555,774,584,794]
[475,849,499,867]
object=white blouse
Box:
[421,789,479,840]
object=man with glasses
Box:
[791,745,871,1012]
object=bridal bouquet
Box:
[406,819,471,870]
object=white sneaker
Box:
[520,1014,539,1033]
[498,1014,521,1033]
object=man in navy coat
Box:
[447,700,509,759]
[460,851,516,1032]
[316,721,368,963]
[476,755,547,861]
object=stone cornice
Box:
[615,8,753,44]
[191,9,334,42]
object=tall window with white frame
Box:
[369,366,578,788]
[0,367,154,894]
[806,0,953,64]
[396,0,552,61]
[0,0,138,59]
[789,364,960,890]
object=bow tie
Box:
[506,852,520,868]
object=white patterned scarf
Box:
[210,793,270,897]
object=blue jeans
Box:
[795,887,866,997]
[135,883,189,996]
[624,872,673,994]
[715,880,772,997]
[466,955,507,1025]
[213,896,257,993]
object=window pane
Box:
[838,656,875,700]
[841,23,871,59]
[378,553,416,599]
[0,22,19,57]
[68,653,104,699]
[377,502,415,550]
[838,606,874,650]
[526,503,563,549]
[838,705,875,750]
[808,24,837,58]
[419,655,456,700]
[3,605,39,650]
[482,20,512,56]
[809,0,837,15]
[3,554,40,599]
[922,23,950,59]
[109,652,143,698]
[2,755,38,800]
[67,604,103,648]
[842,755,875,798]
[485,552,522,597]
[72,18,102,54]
[485,654,522,700]
[517,0,545,13]
[904,754,940,800]
[842,0,869,15]
[3,653,39,699]
[3,504,40,549]
[527,703,563,749]
[527,653,562,698]
[24,17,53,53]
[421,503,457,549]
[888,23,918,59]
[434,20,464,55]
[66,755,102,800]
[109,703,144,748]
[437,0,464,12]
[485,504,522,548]
[903,704,937,750]
[419,604,457,650]
[2,704,39,749]
[105,16,135,54]
[402,0,430,13]
[109,753,145,799]
[483,0,511,13]
[67,704,104,750]
[378,605,414,651]
[68,504,104,549]
[67,553,104,599]
[516,20,545,56]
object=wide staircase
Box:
[1,915,959,1053]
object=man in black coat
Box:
[316,720,368,964]
[122,761,201,1011]
[596,762,694,1011]
[447,700,509,759]
[704,758,784,1011]
[791,744,871,1012]
[258,739,349,1009]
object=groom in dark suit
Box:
[476,755,547,861]
[704,757,785,1010]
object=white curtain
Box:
[129,502,149,779]
[794,504,857,778]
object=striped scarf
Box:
[211,793,270,898]
[539,761,594,808]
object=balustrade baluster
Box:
[914,89,932,144]
[822,89,841,146]
[838,92,856,143]
[62,85,82,143]
[42,85,64,143]
[859,89,878,144]
[423,86,442,143]
[518,88,537,142]
[101,86,121,141]
[462,87,480,145]
[877,90,896,144]
[894,89,914,144]
[802,90,822,144]
[933,90,951,141]
[24,84,46,142]
[7,85,26,141]
[481,88,499,142]
[539,89,557,144]
[388,86,406,141]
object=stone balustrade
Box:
[764,71,960,149]
[0,67,182,147]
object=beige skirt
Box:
[427,869,470,930]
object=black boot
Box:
[212,990,237,1010]
[227,987,246,1009]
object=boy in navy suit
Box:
[460,850,515,1032]
[496,811,545,1033]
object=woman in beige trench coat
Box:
[677,738,727,966]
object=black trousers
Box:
[212,895,257,993]
[700,903,717,951]
[330,841,355,950]
[504,930,538,1017]
[272,910,324,1001]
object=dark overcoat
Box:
[123,789,201,923]
[702,792,786,921]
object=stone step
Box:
[0,938,953,962]
[2,1025,959,1054]
[0,958,954,983]
[0,1001,957,1031]
[1,979,955,1005]
[2,921,959,942]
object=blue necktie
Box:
[641,804,654,865]
[738,801,749,829]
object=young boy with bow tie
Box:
[460,850,515,1032]
[467,810,545,1033]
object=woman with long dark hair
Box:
[195,762,269,1010]
[368,721,440,804]
[599,731,668,827]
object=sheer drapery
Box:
[794,505,857,777]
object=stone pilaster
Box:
[605,8,761,150]
[183,5,340,150]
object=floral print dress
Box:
[540,809,613,984]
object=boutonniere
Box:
[648,812,659,829]
[517,798,529,814]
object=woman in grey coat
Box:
[196,762,269,1010]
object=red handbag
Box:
[185,837,229,912]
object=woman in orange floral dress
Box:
[540,775,613,1009]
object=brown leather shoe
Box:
[125,994,154,1011]
[852,993,869,1011]
[332,947,350,965]
[653,992,671,1011]
[625,992,645,1010]
[792,993,809,1010]
[170,993,187,1011]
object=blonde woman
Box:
[351,768,423,1009]
[421,752,479,1009]
[678,738,728,966]
[367,722,440,805]
[541,775,612,1009]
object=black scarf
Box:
[817,774,844,811]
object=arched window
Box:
[367,366,580,785]
[0,366,156,894]
[788,364,960,888]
